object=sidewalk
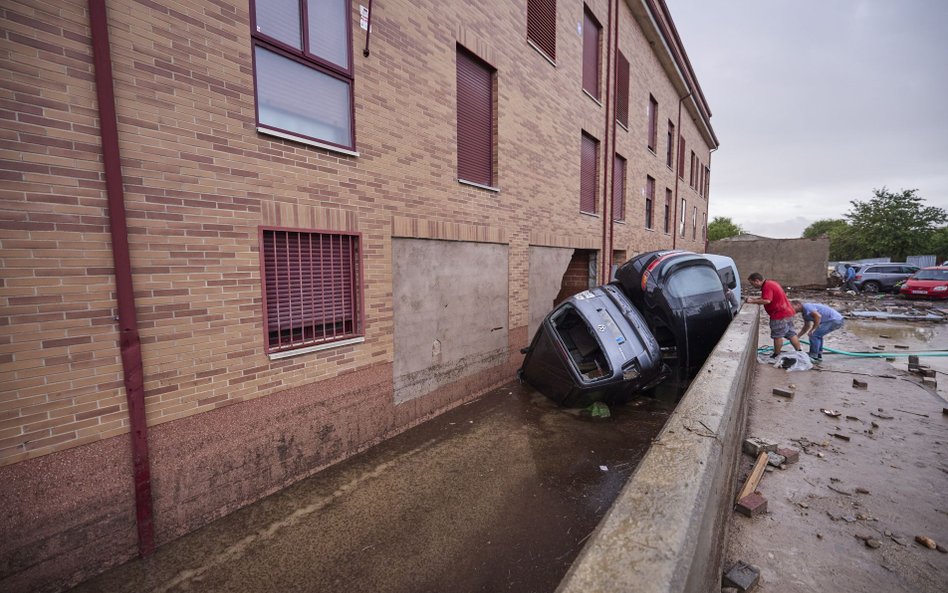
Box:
[725,296,948,592]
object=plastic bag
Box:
[756,350,813,372]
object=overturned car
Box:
[615,250,735,383]
[518,284,666,408]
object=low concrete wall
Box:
[709,236,828,289]
[557,305,760,593]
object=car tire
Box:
[862,281,881,293]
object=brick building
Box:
[0,0,717,590]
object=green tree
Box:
[800,218,862,260]
[801,218,848,239]
[707,216,744,241]
[845,188,947,261]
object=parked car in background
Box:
[615,250,735,383]
[703,253,741,316]
[854,263,920,293]
[899,267,948,299]
[518,284,666,407]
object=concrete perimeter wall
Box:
[709,237,829,289]
[557,305,760,593]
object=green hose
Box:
[757,341,948,358]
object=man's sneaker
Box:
[809,355,822,364]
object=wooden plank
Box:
[737,452,768,502]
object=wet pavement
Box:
[726,292,948,592]
[70,382,674,593]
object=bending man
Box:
[792,300,844,362]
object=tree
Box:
[800,218,861,260]
[844,188,947,261]
[707,216,744,242]
[801,218,848,240]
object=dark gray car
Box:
[854,263,920,293]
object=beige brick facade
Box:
[0,1,716,590]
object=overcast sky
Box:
[667,0,948,238]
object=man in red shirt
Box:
[746,272,803,356]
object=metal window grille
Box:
[261,228,362,353]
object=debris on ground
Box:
[772,387,794,398]
[722,560,760,592]
[581,401,611,419]
[853,378,868,389]
[821,409,842,417]
[743,437,778,456]
[915,535,937,550]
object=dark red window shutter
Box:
[645,175,655,229]
[527,0,556,61]
[457,47,493,187]
[582,8,600,99]
[580,132,598,213]
[261,229,362,354]
[664,188,672,233]
[647,95,657,151]
[612,153,626,221]
[616,51,629,127]
[678,135,686,178]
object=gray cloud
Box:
[669,0,948,237]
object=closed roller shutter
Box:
[581,132,598,213]
[527,0,556,61]
[457,47,494,187]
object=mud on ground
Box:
[724,291,948,592]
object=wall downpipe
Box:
[704,146,717,251]
[600,0,616,283]
[671,90,691,250]
[88,0,156,557]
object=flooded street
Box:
[71,382,673,593]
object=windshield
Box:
[665,266,724,298]
[914,269,948,281]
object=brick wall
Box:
[0,1,717,590]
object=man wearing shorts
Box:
[745,272,803,356]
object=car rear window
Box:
[665,266,723,298]
[914,269,948,281]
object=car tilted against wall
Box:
[616,250,735,383]
[520,250,735,407]
[518,284,666,407]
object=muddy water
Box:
[72,382,673,593]
[845,320,936,344]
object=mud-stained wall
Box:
[708,237,829,289]
[392,239,509,404]
[527,247,575,342]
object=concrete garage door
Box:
[393,239,509,404]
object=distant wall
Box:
[708,236,829,289]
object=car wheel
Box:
[862,281,881,293]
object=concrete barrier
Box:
[557,305,760,593]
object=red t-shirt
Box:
[761,279,793,320]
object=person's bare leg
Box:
[789,335,802,351]
[773,337,784,355]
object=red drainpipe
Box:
[671,91,691,250]
[88,0,155,557]
[599,0,615,283]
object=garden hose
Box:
[757,342,948,358]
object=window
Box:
[689,151,696,188]
[613,153,626,221]
[645,176,655,229]
[616,51,629,127]
[666,121,674,167]
[260,228,363,355]
[698,161,704,196]
[580,132,599,213]
[647,95,658,152]
[582,7,601,100]
[678,135,686,178]
[704,166,710,196]
[527,0,557,61]
[692,206,697,240]
[664,188,672,233]
[457,46,496,187]
[251,0,354,151]
[702,212,707,240]
[679,198,687,237]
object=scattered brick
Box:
[772,387,794,398]
[722,560,760,591]
[923,377,937,388]
[735,493,768,517]
[776,447,799,464]
[766,452,786,467]
[852,379,868,389]
[894,344,910,349]
[908,354,920,368]
[743,437,778,457]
